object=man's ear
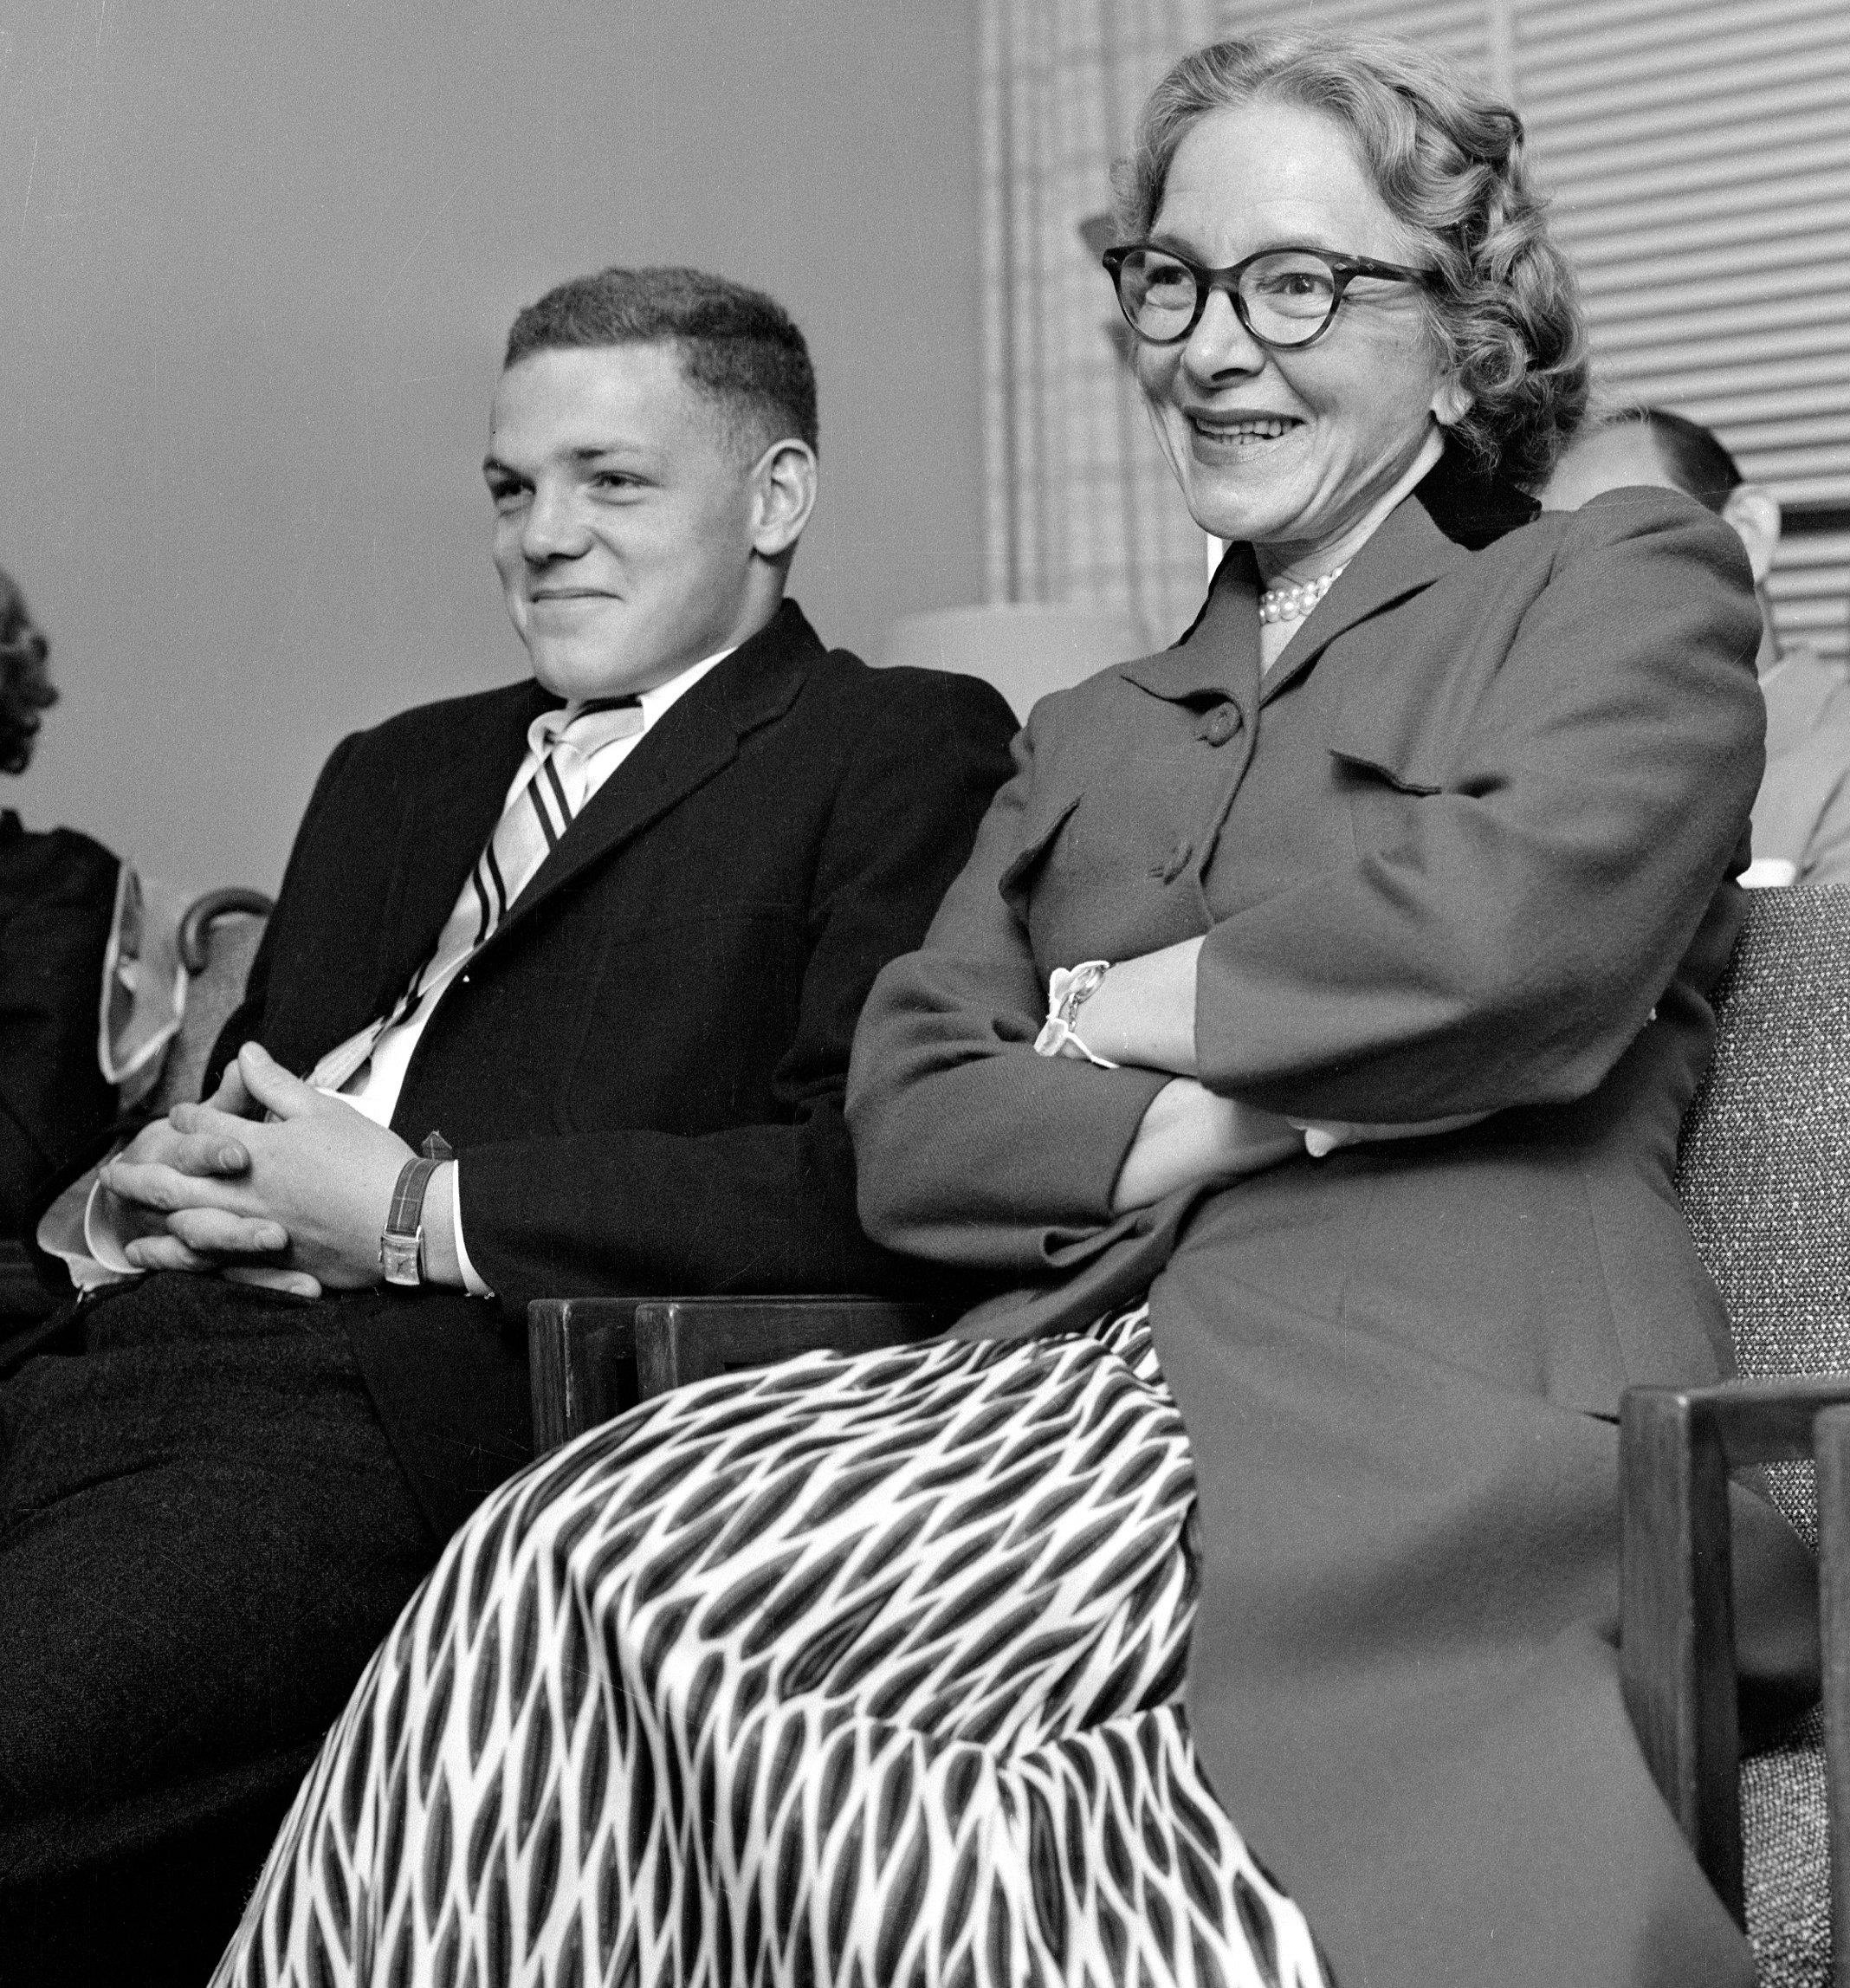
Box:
[750,440,818,560]
[1720,483,1781,585]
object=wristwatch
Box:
[379,1132,454,1287]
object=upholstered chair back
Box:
[1675,884,1850,1985]
[1678,884,1850,1415]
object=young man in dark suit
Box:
[0,266,1015,1985]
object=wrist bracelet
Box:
[1033,960,1120,1069]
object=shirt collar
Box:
[531,644,737,758]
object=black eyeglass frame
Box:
[1103,243,1435,351]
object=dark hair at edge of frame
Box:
[1620,405,1743,516]
[503,266,818,461]
[0,570,55,777]
[1112,28,1590,490]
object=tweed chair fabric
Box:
[1674,883,1850,1988]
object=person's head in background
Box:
[1543,407,1782,673]
[0,570,55,780]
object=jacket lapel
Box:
[1131,447,1538,713]
[479,599,821,954]
[1116,495,1472,722]
[1257,494,1472,706]
[1122,542,1265,716]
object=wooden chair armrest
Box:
[1621,1373,1850,1926]
[634,1295,960,1399]
[527,1298,644,1454]
[528,1295,963,1454]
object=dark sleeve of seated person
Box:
[0,814,119,1238]
[201,619,1019,1314]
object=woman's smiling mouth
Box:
[1188,412,1303,449]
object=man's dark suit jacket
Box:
[204,599,1015,1532]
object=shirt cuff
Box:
[449,1162,494,1298]
[35,1156,148,1292]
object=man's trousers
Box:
[0,1275,457,1987]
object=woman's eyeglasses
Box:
[1103,244,1433,351]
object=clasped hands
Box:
[97,1043,422,1300]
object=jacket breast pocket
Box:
[996,787,1198,971]
[1329,729,1450,866]
[997,793,1083,923]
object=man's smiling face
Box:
[485,341,764,701]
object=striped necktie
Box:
[307,696,644,1094]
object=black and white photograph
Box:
[1,3,1847,1984]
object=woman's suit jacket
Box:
[848,461,1817,1988]
[851,466,1765,1413]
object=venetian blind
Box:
[1214,0,1850,663]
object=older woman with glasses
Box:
[216,29,1814,1988]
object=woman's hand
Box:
[1110,1076,1303,1213]
[1065,937,1203,1074]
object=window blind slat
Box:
[1762,561,1850,601]
[1558,195,1850,268]
[1543,126,1850,208]
[1582,257,1850,322]
[1595,325,1850,381]
[1523,15,1847,107]
[1530,68,1850,148]
[1552,165,1850,242]
[1577,242,1850,309]
[1520,0,1833,58]
[1640,385,1850,431]
[1594,292,1850,357]
[1703,413,1850,455]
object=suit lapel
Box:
[1122,542,1265,719]
[479,599,821,955]
[1117,501,1471,722]
[1257,495,1472,705]
[1129,449,1536,714]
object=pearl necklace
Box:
[1258,565,1346,625]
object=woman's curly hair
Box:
[0,571,55,775]
[1113,29,1588,490]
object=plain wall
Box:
[0,0,985,891]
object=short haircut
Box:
[1620,407,1743,516]
[503,266,818,460]
[0,570,54,777]
[1116,29,1589,490]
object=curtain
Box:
[980,0,1216,648]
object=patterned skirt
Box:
[212,1308,1332,1988]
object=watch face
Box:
[380,1231,424,1286]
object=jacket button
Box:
[1201,703,1239,747]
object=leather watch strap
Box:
[378,1131,454,1287]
